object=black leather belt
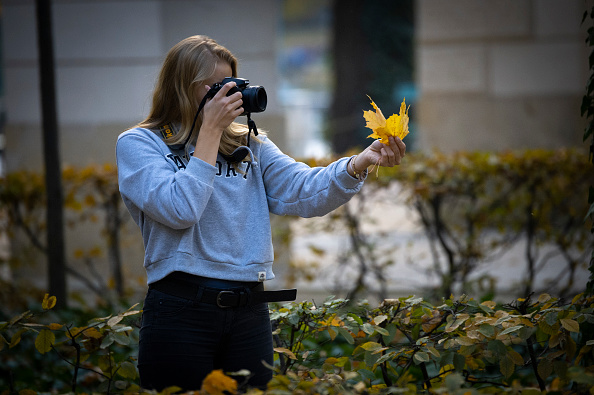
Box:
[149,273,297,308]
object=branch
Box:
[10,203,47,254]
[462,370,509,388]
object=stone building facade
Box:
[416,0,587,152]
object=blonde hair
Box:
[136,35,262,160]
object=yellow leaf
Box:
[35,329,55,354]
[456,336,476,346]
[322,314,344,328]
[82,327,103,339]
[549,332,561,348]
[499,355,515,378]
[116,361,137,380]
[560,318,580,333]
[360,341,383,351]
[571,293,584,305]
[200,369,237,395]
[363,96,410,144]
[274,347,297,360]
[327,327,337,340]
[48,323,63,330]
[107,315,123,327]
[537,293,552,304]
[507,349,524,365]
[42,294,57,310]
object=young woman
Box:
[116,35,406,391]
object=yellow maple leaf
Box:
[42,294,57,310]
[201,369,237,395]
[363,96,409,144]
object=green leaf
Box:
[348,313,363,325]
[364,350,380,369]
[373,325,389,336]
[117,361,137,379]
[411,323,420,340]
[35,329,55,354]
[487,339,507,357]
[112,331,131,346]
[358,369,376,381]
[545,311,558,326]
[427,346,440,358]
[478,323,495,338]
[539,320,559,335]
[10,328,27,348]
[537,359,553,380]
[413,351,431,365]
[456,336,476,346]
[519,326,536,341]
[453,352,465,371]
[99,354,116,377]
[337,327,354,344]
[375,351,397,365]
[440,351,454,369]
[361,323,375,335]
[459,345,476,356]
[499,355,515,378]
[554,359,568,380]
[499,325,523,336]
[507,349,524,365]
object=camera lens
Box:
[242,86,267,113]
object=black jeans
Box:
[138,280,274,392]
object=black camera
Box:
[207,77,267,114]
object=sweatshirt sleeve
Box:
[116,129,216,229]
[259,137,363,217]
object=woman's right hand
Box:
[201,82,244,135]
[193,82,243,165]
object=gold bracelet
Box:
[350,155,368,181]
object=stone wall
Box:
[416,0,587,152]
[2,0,284,172]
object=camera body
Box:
[207,77,267,114]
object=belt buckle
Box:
[216,290,235,308]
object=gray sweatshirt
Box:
[116,127,363,285]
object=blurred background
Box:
[0,0,590,305]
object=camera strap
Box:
[181,94,210,150]
[181,94,258,163]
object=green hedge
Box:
[1,292,593,393]
[0,148,592,393]
[0,149,591,302]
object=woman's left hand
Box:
[351,136,406,176]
